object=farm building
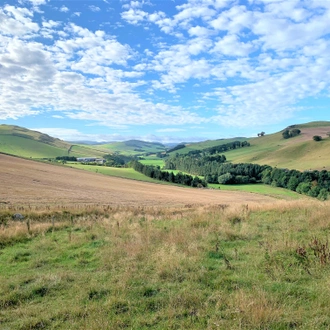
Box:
[76,157,105,164]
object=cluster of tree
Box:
[262,167,329,200]
[156,152,167,158]
[257,132,265,137]
[282,128,301,139]
[164,154,227,176]
[187,141,250,157]
[103,154,132,167]
[166,144,186,153]
[56,156,77,161]
[163,152,329,199]
[130,160,207,188]
[204,163,267,184]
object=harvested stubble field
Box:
[0,154,276,208]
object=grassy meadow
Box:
[65,163,162,183]
[209,184,302,200]
[1,201,330,329]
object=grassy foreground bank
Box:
[1,201,330,329]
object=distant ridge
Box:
[1,121,330,170]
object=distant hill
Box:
[2,121,330,170]
[100,140,166,156]
[167,137,248,155]
[0,125,108,159]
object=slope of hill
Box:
[100,140,166,155]
[0,125,108,159]
[225,122,330,170]
[164,122,330,171]
[167,137,247,155]
[2,121,330,170]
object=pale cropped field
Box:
[0,154,278,208]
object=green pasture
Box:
[139,159,165,167]
[65,163,161,183]
[209,183,303,199]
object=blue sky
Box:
[0,0,329,143]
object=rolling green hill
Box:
[165,122,330,171]
[224,121,330,170]
[100,140,166,156]
[2,121,330,170]
[0,125,108,159]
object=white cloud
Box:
[89,5,100,12]
[188,25,213,37]
[121,8,148,25]
[211,34,255,57]
[0,5,39,36]
[59,6,69,13]
[1,0,330,135]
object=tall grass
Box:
[1,201,330,329]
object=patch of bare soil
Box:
[0,154,276,207]
[293,127,330,143]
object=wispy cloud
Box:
[89,5,100,12]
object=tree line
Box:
[187,140,250,156]
[164,154,329,199]
[164,153,227,176]
[130,161,207,188]
[262,167,329,200]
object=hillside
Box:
[225,122,330,170]
[0,125,108,159]
[167,138,247,155]
[166,122,330,171]
[2,122,330,170]
[100,140,166,156]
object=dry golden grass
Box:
[2,200,330,329]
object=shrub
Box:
[313,135,322,141]
[318,188,328,201]
[218,173,233,184]
[296,182,311,195]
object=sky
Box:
[0,0,329,143]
